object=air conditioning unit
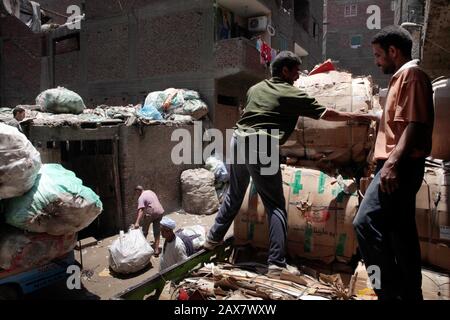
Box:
[248,16,268,32]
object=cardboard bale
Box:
[416,167,450,244]
[234,165,359,264]
[280,71,375,166]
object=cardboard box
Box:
[420,241,450,272]
[234,165,359,264]
[416,168,450,243]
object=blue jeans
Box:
[353,159,425,300]
[207,135,288,267]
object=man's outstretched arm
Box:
[320,108,380,123]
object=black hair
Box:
[270,51,302,77]
[12,106,25,117]
[372,25,413,58]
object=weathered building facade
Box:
[325,0,395,87]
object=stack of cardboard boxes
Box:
[416,165,450,272]
[234,165,359,265]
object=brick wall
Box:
[86,23,129,82]
[0,17,42,106]
[137,11,204,78]
[326,0,395,87]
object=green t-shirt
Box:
[235,77,326,145]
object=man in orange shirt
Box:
[353,26,434,300]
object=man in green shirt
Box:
[204,51,376,276]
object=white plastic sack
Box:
[108,228,154,274]
[0,123,42,200]
[205,156,229,183]
[178,225,206,250]
[36,87,85,114]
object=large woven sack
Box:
[3,164,103,235]
[181,169,219,215]
[0,123,42,200]
[36,87,85,114]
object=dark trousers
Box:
[353,159,425,300]
[207,135,288,267]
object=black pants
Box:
[207,134,288,267]
[353,158,425,300]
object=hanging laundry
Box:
[256,38,263,52]
[260,41,272,66]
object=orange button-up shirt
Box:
[374,60,434,160]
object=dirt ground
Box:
[26,211,232,300]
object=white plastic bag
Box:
[205,156,229,183]
[108,228,154,274]
[177,225,206,251]
[0,123,42,200]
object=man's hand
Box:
[379,161,399,194]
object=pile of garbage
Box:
[159,263,353,300]
[139,88,208,121]
[0,87,209,128]
[0,123,103,273]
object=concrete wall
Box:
[118,124,199,227]
[326,0,395,88]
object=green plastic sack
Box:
[36,87,86,114]
[3,164,103,236]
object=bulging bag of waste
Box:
[137,103,163,120]
[0,225,77,272]
[3,164,103,235]
[181,169,219,215]
[0,123,42,200]
[36,87,85,114]
[177,225,206,251]
[108,228,154,274]
[205,156,229,183]
[175,99,208,120]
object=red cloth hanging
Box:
[260,42,272,65]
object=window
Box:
[278,34,289,51]
[350,35,362,48]
[294,0,310,32]
[312,20,319,40]
[344,4,357,17]
[217,95,238,107]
